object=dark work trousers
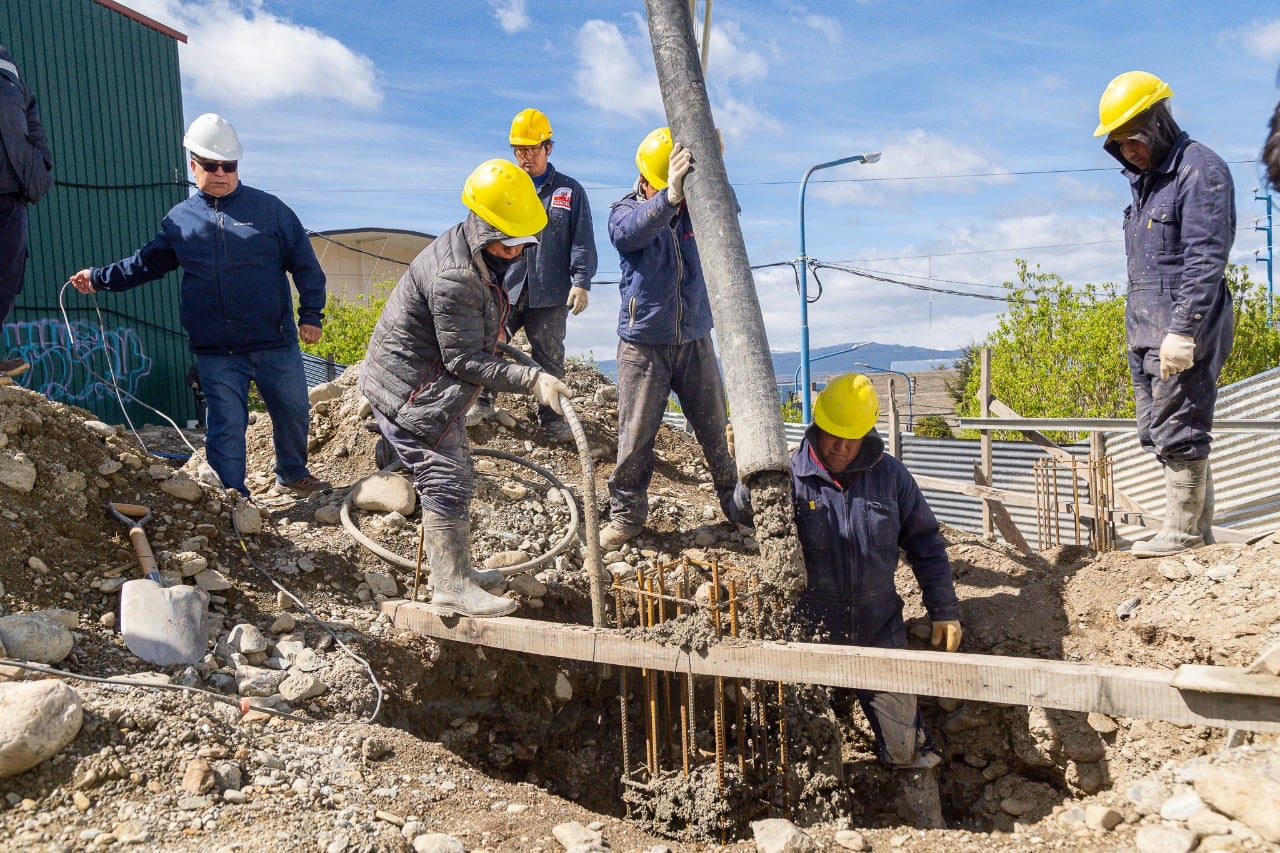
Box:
[371,407,474,519]
[0,194,28,324]
[479,293,570,426]
[1126,285,1234,463]
[608,335,738,531]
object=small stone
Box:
[1134,824,1197,853]
[181,758,215,795]
[269,614,296,635]
[1157,559,1190,581]
[1084,805,1123,831]
[1206,564,1238,582]
[834,828,868,850]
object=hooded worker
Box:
[729,373,961,828]
[1096,71,1236,557]
[359,159,572,618]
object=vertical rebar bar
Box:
[614,577,631,785]
[729,578,746,773]
[777,681,790,815]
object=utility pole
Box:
[1255,188,1275,328]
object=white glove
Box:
[531,372,572,415]
[667,143,692,204]
[566,286,589,315]
[1159,332,1196,379]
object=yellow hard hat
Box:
[461,159,548,237]
[510,108,553,146]
[635,126,673,190]
[1094,71,1173,138]
[812,373,879,439]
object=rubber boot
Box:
[419,519,506,592]
[898,766,946,830]
[1198,462,1215,546]
[423,512,517,617]
[1132,458,1209,558]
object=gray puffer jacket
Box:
[359,213,538,446]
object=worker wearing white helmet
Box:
[70,113,330,501]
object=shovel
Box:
[108,502,210,666]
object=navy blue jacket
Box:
[0,45,53,203]
[91,183,326,355]
[1105,131,1235,351]
[608,187,714,346]
[732,428,959,648]
[504,163,596,309]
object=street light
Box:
[798,151,881,423]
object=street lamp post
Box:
[798,152,880,423]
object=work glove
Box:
[531,372,572,415]
[931,620,962,653]
[725,422,735,459]
[667,143,692,205]
[1159,332,1196,379]
[566,286,589,315]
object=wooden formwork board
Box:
[382,601,1280,734]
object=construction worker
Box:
[1095,71,1235,557]
[467,109,596,443]
[358,159,572,618]
[0,42,54,377]
[70,114,330,500]
[729,373,962,828]
[599,127,738,550]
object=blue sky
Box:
[119,0,1280,360]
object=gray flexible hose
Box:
[340,447,580,577]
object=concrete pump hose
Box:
[339,448,580,577]
[497,342,607,627]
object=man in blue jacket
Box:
[1095,72,1235,557]
[467,109,596,443]
[730,373,962,828]
[0,43,54,377]
[70,113,329,501]
[600,127,738,550]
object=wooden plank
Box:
[382,602,1280,734]
[1171,665,1280,699]
[980,350,993,538]
[973,461,1032,554]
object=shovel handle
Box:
[128,526,161,582]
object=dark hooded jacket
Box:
[359,213,539,446]
[731,427,959,648]
[0,45,53,203]
[1103,103,1235,349]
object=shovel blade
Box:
[120,579,210,666]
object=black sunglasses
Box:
[193,158,238,173]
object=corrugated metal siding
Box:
[301,353,347,388]
[2,0,191,425]
[1103,366,1280,537]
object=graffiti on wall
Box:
[2,319,153,407]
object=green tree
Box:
[950,262,1280,439]
[299,282,394,365]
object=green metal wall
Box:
[2,0,193,425]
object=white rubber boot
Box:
[1132,458,1209,558]
[423,512,517,618]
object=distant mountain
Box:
[594,342,963,386]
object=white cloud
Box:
[116,0,381,108]
[1225,19,1280,61]
[800,14,843,46]
[574,19,664,120]
[810,129,1014,208]
[488,0,529,34]
[572,15,777,139]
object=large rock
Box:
[1195,766,1280,843]
[750,818,816,853]
[350,472,417,515]
[0,612,73,663]
[0,450,37,493]
[0,681,83,778]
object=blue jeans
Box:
[371,408,474,519]
[195,345,313,495]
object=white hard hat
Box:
[183,113,243,161]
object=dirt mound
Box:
[1,360,1278,852]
